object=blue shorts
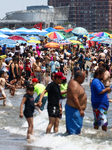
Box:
[93,108,108,126]
[35,95,47,111]
[65,104,83,135]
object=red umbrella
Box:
[8,35,26,41]
[64,28,73,33]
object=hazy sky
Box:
[0,0,47,19]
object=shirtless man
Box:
[98,49,106,62]
[32,57,42,83]
[102,64,111,87]
[65,70,87,135]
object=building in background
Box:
[0,5,69,29]
[48,0,112,31]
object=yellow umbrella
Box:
[69,40,82,44]
[27,40,40,44]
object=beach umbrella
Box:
[72,27,88,35]
[17,40,27,44]
[54,26,64,30]
[27,39,40,44]
[44,42,60,49]
[8,35,26,41]
[0,39,16,47]
[64,28,73,33]
[69,40,82,45]
[94,32,112,38]
[0,27,12,35]
[47,32,65,40]
[14,27,28,34]
[45,27,57,33]
[67,36,78,41]
[59,40,72,45]
[101,39,112,44]
[28,36,41,40]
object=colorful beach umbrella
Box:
[47,32,65,40]
[44,42,60,49]
[94,32,112,38]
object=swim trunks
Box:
[35,95,47,111]
[47,105,60,118]
[93,108,108,126]
[65,104,83,135]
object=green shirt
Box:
[34,83,48,96]
[60,83,68,97]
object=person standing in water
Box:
[20,84,35,140]
[36,72,66,134]
[91,68,111,131]
[65,70,87,134]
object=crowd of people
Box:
[0,36,112,140]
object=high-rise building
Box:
[48,0,112,31]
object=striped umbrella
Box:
[47,32,65,40]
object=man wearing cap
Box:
[36,72,66,133]
[65,70,87,135]
[32,78,48,113]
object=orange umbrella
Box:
[54,26,64,30]
[44,42,60,49]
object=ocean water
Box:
[1,72,112,150]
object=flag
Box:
[34,23,42,30]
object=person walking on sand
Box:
[65,70,87,135]
[20,84,35,140]
[36,72,66,134]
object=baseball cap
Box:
[54,72,66,80]
[32,78,39,83]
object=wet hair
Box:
[94,68,105,78]
[74,70,83,79]
[0,70,5,77]
[26,84,34,91]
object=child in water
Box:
[20,84,35,140]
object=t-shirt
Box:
[46,81,61,107]
[34,83,47,96]
[91,78,109,109]
[49,61,60,73]
[24,93,35,112]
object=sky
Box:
[0,0,47,19]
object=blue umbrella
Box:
[72,27,88,35]
[14,27,28,34]
[44,27,57,33]
[0,39,16,47]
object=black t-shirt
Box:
[59,60,64,73]
[24,93,35,112]
[46,81,61,108]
